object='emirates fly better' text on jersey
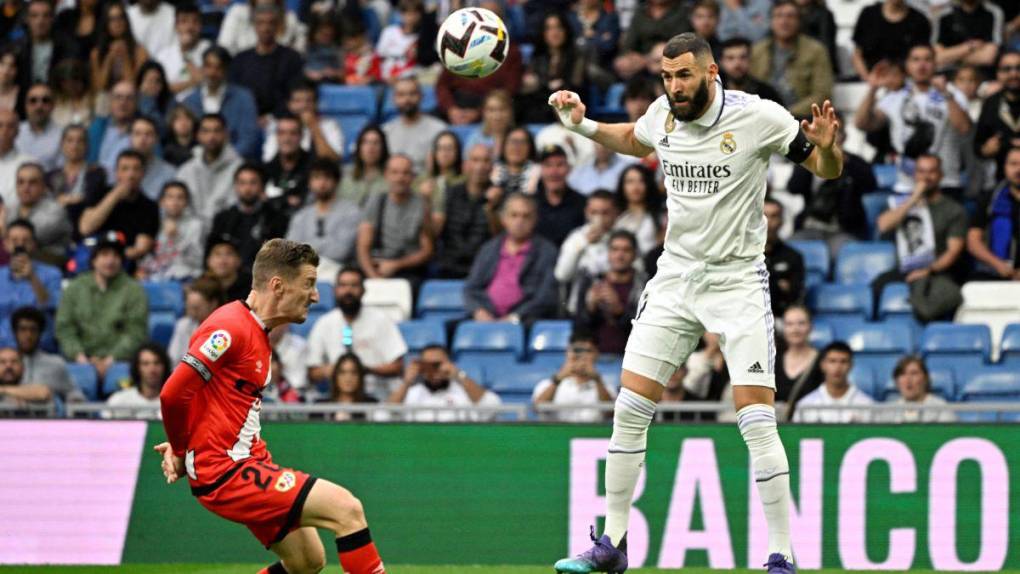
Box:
[179,301,273,488]
[633,87,800,265]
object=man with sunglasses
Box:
[532,331,614,423]
[15,84,60,171]
[388,344,501,422]
[975,50,1020,180]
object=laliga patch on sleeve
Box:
[199,330,232,362]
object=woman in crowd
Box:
[465,90,514,158]
[47,124,106,231]
[614,164,660,255]
[139,181,206,282]
[303,12,343,84]
[491,126,539,195]
[320,353,378,422]
[415,130,465,218]
[162,105,197,167]
[375,0,423,81]
[218,0,306,55]
[266,350,302,404]
[51,58,95,127]
[0,49,19,113]
[54,0,103,58]
[90,1,148,109]
[519,11,587,124]
[104,342,171,419]
[340,125,389,206]
[135,61,172,134]
[166,276,225,364]
[883,356,956,423]
[776,305,823,416]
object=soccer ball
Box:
[436,8,509,78]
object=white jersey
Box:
[633,87,800,265]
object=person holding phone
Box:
[532,331,615,423]
[387,344,501,422]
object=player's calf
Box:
[302,480,384,574]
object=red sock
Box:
[257,561,287,574]
[336,528,385,574]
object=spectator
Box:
[792,342,874,423]
[376,0,423,81]
[46,125,103,220]
[0,346,55,411]
[690,0,724,61]
[763,197,806,317]
[556,190,621,302]
[306,267,407,397]
[623,76,660,127]
[532,331,614,422]
[264,350,301,404]
[89,80,136,181]
[340,125,389,207]
[218,0,307,56]
[534,145,586,247]
[795,0,838,73]
[718,0,772,43]
[535,118,597,172]
[882,355,957,422]
[614,0,692,79]
[873,154,967,321]
[134,61,172,134]
[320,352,378,422]
[356,155,434,284]
[436,42,523,126]
[181,47,260,160]
[464,193,559,324]
[491,126,540,196]
[263,81,343,164]
[775,305,821,407]
[50,57,94,128]
[14,0,78,92]
[934,0,1003,69]
[788,120,876,251]
[166,275,224,363]
[975,51,1020,181]
[303,13,343,84]
[10,306,82,403]
[228,4,304,118]
[855,44,972,196]
[967,146,1020,281]
[0,50,20,115]
[614,164,661,255]
[139,181,206,281]
[569,0,622,70]
[203,233,251,302]
[105,342,169,419]
[465,90,515,159]
[209,163,288,268]
[389,343,502,422]
[435,144,501,278]
[719,37,783,104]
[520,12,588,125]
[575,230,646,355]
[0,220,62,339]
[340,16,381,86]
[127,0,176,58]
[176,113,245,222]
[130,116,175,201]
[382,77,448,173]
[0,109,35,209]
[286,158,362,267]
[568,142,637,197]
[263,114,311,211]
[79,150,159,262]
[55,233,148,378]
[16,83,61,171]
[268,324,308,395]
[162,105,198,168]
[851,0,933,80]
[155,2,209,97]
[53,0,101,58]
[89,2,149,99]
[750,0,833,118]
[7,164,70,264]
[414,130,465,217]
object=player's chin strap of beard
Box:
[549,91,599,138]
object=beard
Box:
[337,295,362,317]
[398,103,419,117]
[667,77,711,122]
[424,377,451,392]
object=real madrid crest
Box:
[720,132,736,154]
[665,112,676,133]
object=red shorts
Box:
[192,457,316,548]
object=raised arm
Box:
[548,90,654,158]
[798,100,844,180]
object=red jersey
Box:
[174,301,274,489]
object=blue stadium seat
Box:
[881,314,922,349]
[149,311,177,348]
[488,363,551,395]
[452,322,525,370]
[335,115,373,159]
[451,356,487,388]
[292,309,325,339]
[920,322,991,362]
[842,321,914,354]
[103,361,131,397]
[854,355,901,391]
[312,282,335,312]
[398,320,447,353]
[1000,323,1020,367]
[873,164,897,190]
[593,83,626,118]
[878,282,911,317]
[883,367,956,401]
[811,284,872,319]
[788,240,830,286]
[808,318,835,348]
[417,280,466,322]
[447,124,479,151]
[834,241,896,285]
[525,123,544,138]
[142,280,184,315]
[529,320,572,361]
[958,369,1020,422]
[317,84,378,118]
[849,363,879,399]
[861,192,891,239]
[380,84,437,120]
[519,43,534,64]
[67,363,98,402]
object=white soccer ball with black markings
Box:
[436,7,509,78]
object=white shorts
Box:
[622,256,776,388]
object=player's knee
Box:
[286,550,326,574]
[338,493,366,525]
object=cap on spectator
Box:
[538,144,568,162]
[85,231,126,260]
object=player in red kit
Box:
[154,239,386,574]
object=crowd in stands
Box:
[0,0,1019,423]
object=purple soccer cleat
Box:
[553,526,628,574]
[764,553,796,574]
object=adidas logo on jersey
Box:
[747,361,764,374]
[658,135,669,148]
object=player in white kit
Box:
[549,33,843,574]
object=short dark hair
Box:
[175,1,200,18]
[202,45,231,67]
[199,112,227,129]
[288,78,318,100]
[907,43,935,59]
[130,115,159,133]
[420,344,449,356]
[662,32,714,62]
[116,149,145,166]
[336,266,366,285]
[623,76,657,102]
[252,239,320,289]
[819,341,853,362]
[569,329,596,346]
[995,49,1020,71]
[234,162,265,184]
[159,180,191,204]
[275,112,302,129]
[10,306,46,334]
[7,218,36,238]
[692,0,720,16]
[720,37,752,53]
[16,162,46,180]
[588,189,617,207]
[185,275,226,307]
[892,355,929,384]
[130,342,171,388]
[608,229,638,251]
[771,0,799,14]
[309,157,341,182]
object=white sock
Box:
[604,388,656,547]
[738,404,793,561]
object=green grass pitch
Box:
[0,567,1007,574]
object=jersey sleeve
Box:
[632,99,660,148]
[181,320,242,382]
[755,98,802,156]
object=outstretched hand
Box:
[154,442,185,484]
[800,100,839,150]
[548,90,587,127]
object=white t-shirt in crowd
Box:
[793,384,874,423]
[127,2,176,57]
[880,393,956,423]
[532,376,616,423]
[401,381,502,422]
[305,307,407,396]
[104,388,161,420]
[262,117,344,163]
